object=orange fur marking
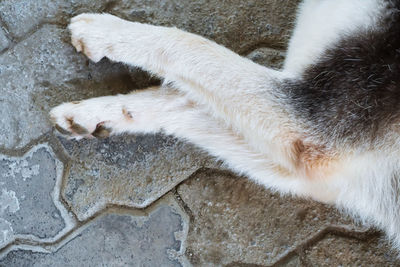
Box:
[122,107,134,121]
[291,139,338,179]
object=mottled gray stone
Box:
[178,170,367,266]
[60,134,219,221]
[304,235,399,266]
[0,144,74,249]
[0,205,184,266]
[247,47,286,69]
[0,28,9,52]
[112,0,301,53]
[0,25,82,149]
[0,0,133,39]
[271,256,301,267]
[0,0,300,53]
[283,256,301,267]
[0,0,66,38]
[0,24,152,150]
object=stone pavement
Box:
[0,0,399,266]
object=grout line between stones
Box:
[0,129,72,160]
[225,263,268,267]
[239,40,286,57]
[0,132,201,258]
[0,15,11,38]
[0,205,147,258]
[0,197,176,258]
[0,132,78,256]
[173,188,195,224]
[0,132,383,265]
[0,133,51,157]
[270,225,380,266]
[171,168,210,222]
[0,20,67,57]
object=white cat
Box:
[50,0,400,251]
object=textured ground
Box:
[0,0,399,266]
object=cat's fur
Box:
[50,0,400,251]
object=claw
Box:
[92,123,111,139]
[69,121,89,135]
[54,124,72,135]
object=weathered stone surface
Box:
[0,0,69,38]
[0,28,9,52]
[0,25,81,149]
[0,204,185,266]
[0,0,125,39]
[177,170,368,266]
[304,235,399,266]
[0,0,300,53]
[0,144,74,249]
[0,24,152,150]
[112,0,301,53]
[281,256,301,267]
[247,47,286,69]
[60,134,219,221]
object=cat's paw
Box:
[68,13,128,62]
[49,101,115,139]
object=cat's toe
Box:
[49,102,95,139]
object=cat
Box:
[50,0,400,251]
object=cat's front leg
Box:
[49,87,186,139]
[68,13,289,156]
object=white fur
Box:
[50,0,400,251]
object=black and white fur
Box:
[50,0,400,251]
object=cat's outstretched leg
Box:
[67,13,296,169]
[49,85,337,202]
